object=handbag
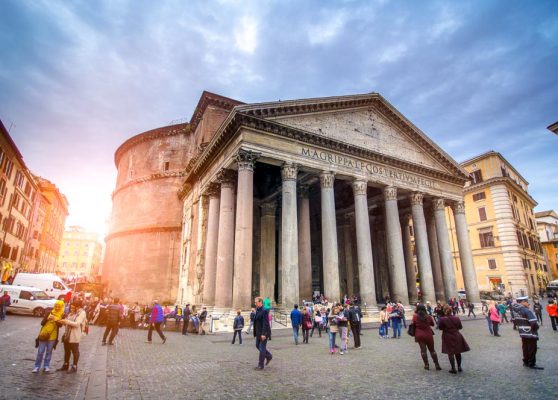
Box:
[407,322,416,337]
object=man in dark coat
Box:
[349,304,361,348]
[182,304,191,335]
[253,297,272,370]
[102,298,122,345]
[513,296,543,370]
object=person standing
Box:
[337,306,349,355]
[390,304,403,339]
[301,307,312,344]
[102,298,122,346]
[33,300,64,373]
[379,306,389,338]
[290,304,302,345]
[253,297,272,370]
[129,302,140,329]
[0,291,11,321]
[482,301,493,335]
[311,308,322,338]
[498,302,509,323]
[512,296,543,369]
[489,301,501,337]
[467,302,476,318]
[56,300,87,373]
[146,300,166,344]
[438,305,470,374]
[349,303,361,348]
[232,310,244,345]
[198,307,208,335]
[546,299,558,331]
[246,308,256,334]
[412,304,441,371]
[533,299,543,326]
[328,306,339,354]
[398,301,407,329]
[182,304,191,335]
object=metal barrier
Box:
[272,308,289,327]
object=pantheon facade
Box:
[178,91,480,311]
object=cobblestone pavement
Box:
[1,313,557,399]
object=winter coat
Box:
[233,315,245,330]
[412,314,435,346]
[150,304,164,323]
[438,315,470,355]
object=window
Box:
[488,259,497,270]
[553,243,558,249]
[53,281,65,290]
[81,263,86,269]
[14,170,24,188]
[472,192,486,201]
[10,246,18,261]
[2,158,13,179]
[62,262,67,268]
[164,161,170,171]
[471,170,483,184]
[516,230,524,247]
[500,167,508,177]
[478,207,487,222]
[479,231,494,248]
[72,262,77,268]
[523,259,528,269]
[19,290,33,300]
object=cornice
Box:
[114,123,190,167]
[464,176,538,206]
[189,91,244,133]
[105,225,181,241]
[183,112,467,186]
[112,171,184,199]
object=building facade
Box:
[536,210,558,280]
[177,92,481,310]
[452,151,550,297]
[58,226,102,279]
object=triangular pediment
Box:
[236,93,467,178]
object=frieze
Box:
[352,180,368,196]
[281,162,298,181]
[320,171,335,189]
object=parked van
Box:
[547,279,558,296]
[0,285,57,317]
[12,273,71,300]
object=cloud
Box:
[234,15,258,54]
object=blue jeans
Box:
[35,340,56,368]
[255,337,272,368]
[380,322,389,337]
[292,325,300,344]
[486,316,493,335]
[392,319,401,337]
[0,305,5,320]
[328,331,337,350]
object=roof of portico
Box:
[181,92,471,189]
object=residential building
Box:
[536,210,558,280]
[58,226,102,279]
[449,151,550,297]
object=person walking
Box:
[33,300,64,373]
[412,304,441,371]
[482,301,493,335]
[546,299,558,331]
[232,310,244,345]
[467,301,476,318]
[498,302,509,323]
[198,307,208,335]
[398,301,407,329]
[337,305,349,355]
[301,307,312,344]
[146,300,166,344]
[102,298,122,346]
[533,299,543,326]
[489,301,501,336]
[56,300,87,374]
[349,303,362,348]
[290,304,302,345]
[327,306,339,354]
[253,297,272,370]
[182,304,191,335]
[246,308,256,334]
[0,291,11,321]
[512,296,543,369]
[438,305,470,374]
[129,302,140,329]
[311,308,323,338]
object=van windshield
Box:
[31,291,51,300]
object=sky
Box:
[0,0,557,239]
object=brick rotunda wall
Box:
[104,123,192,303]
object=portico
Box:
[178,92,481,311]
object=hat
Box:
[517,296,529,302]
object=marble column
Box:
[401,213,417,304]
[214,169,237,308]
[202,182,220,306]
[259,201,276,303]
[352,180,377,307]
[320,171,341,303]
[383,186,409,305]
[426,208,445,302]
[433,198,457,301]
[281,163,299,307]
[410,192,436,304]
[298,185,313,302]
[451,201,481,303]
[342,216,354,297]
[232,150,259,310]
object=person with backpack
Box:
[232,310,244,345]
[310,307,323,338]
[349,303,362,348]
[102,298,122,346]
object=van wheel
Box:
[33,308,45,317]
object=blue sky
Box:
[0,0,557,237]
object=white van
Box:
[0,285,57,317]
[12,273,71,300]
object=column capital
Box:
[432,197,446,211]
[352,179,368,196]
[451,200,466,214]
[261,201,277,216]
[410,192,424,206]
[383,186,398,201]
[320,171,335,188]
[236,149,260,171]
[281,162,298,181]
[204,182,221,198]
[297,184,310,198]
[216,169,237,189]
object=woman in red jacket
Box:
[439,305,471,374]
[412,304,441,370]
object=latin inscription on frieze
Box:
[300,147,437,189]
